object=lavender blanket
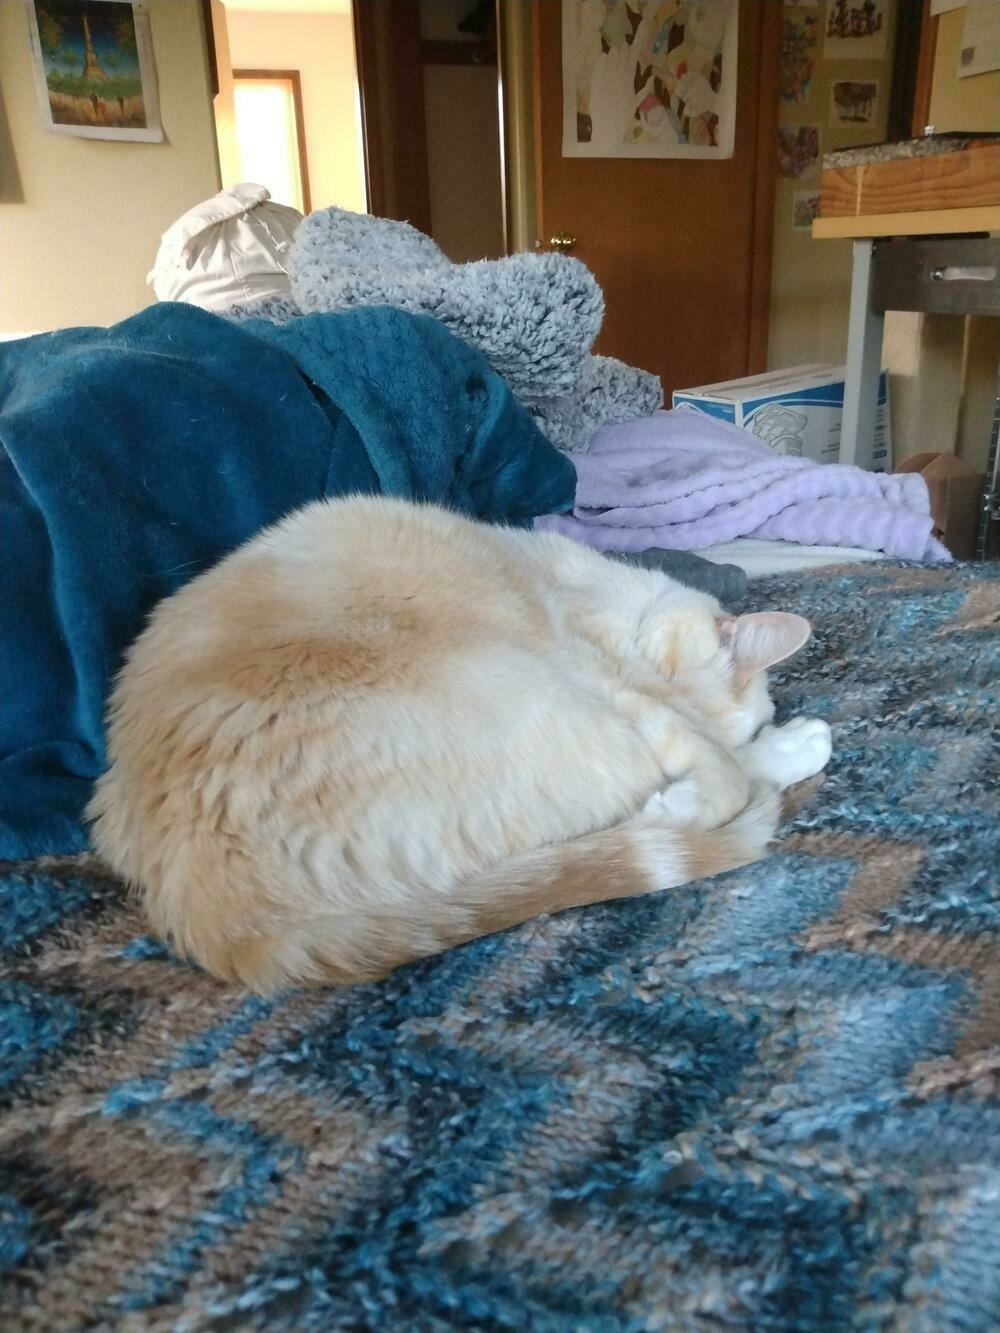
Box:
[536,410,949,562]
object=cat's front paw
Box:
[750,716,832,789]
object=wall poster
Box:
[26,0,163,142]
[959,0,1000,78]
[562,0,738,160]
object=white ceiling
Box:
[222,0,352,13]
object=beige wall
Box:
[224,8,365,214]
[768,1,897,370]
[416,0,505,262]
[0,0,220,333]
[928,5,1000,132]
[423,64,505,262]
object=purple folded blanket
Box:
[535,409,949,562]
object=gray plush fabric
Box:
[289,209,603,401]
[229,294,304,324]
[249,207,663,452]
[529,355,663,454]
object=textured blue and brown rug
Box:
[1,561,998,1332]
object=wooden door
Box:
[534,0,780,398]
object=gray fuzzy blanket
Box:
[233,208,662,453]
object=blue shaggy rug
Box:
[1,561,998,1332]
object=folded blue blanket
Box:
[0,303,575,859]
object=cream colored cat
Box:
[89,497,832,992]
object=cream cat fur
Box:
[88,497,832,992]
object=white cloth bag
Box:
[148,183,303,311]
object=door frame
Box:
[232,69,312,214]
[351,0,432,231]
[909,0,938,137]
[353,0,512,245]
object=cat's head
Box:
[714,611,812,741]
[643,600,812,746]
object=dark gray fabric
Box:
[614,548,747,608]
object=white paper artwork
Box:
[958,0,1000,77]
[562,0,739,160]
[823,0,889,61]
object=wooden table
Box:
[813,137,1000,554]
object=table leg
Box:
[975,356,1000,561]
[840,239,885,470]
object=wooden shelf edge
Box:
[812,206,1000,239]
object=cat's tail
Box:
[207,784,781,991]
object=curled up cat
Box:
[89,497,832,992]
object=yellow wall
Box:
[0,0,221,333]
[224,8,365,214]
[928,5,1000,132]
[768,0,898,370]
[423,64,505,262]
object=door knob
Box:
[550,232,577,252]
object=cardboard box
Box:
[895,451,986,560]
[672,364,892,471]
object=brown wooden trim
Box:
[493,0,509,255]
[530,0,545,250]
[200,0,219,98]
[386,1,431,231]
[746,0,781,374]
[421,40,497,66]
[351,0,431,231]
[888,0,926,142]
[351,0,383,215]
[912,0,939,137]
[233,70,312,214]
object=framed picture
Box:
[561,0,739,160]
[26,0,163,142]
[829,79,879,127]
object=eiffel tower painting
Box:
[80,12,110,83]
[29,0,162,141]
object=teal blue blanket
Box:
[0,303,575,858]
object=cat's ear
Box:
[717,612,811,685]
